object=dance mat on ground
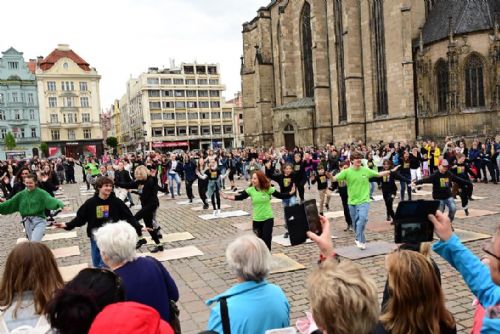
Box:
[335,241,395,260]
[176,199,203,205]
[455,209,498,219]
[270,253,305,274]
[323,211,345,219]
[232,219,285,231]
[191,204,231,211]
[367,221,393,233]
[412,190,433,196]
[454,195,488,203]
[272,235,338,247]
[52,246,81,259]
[450,228,491,243]
[371,195,384,201]
[199,210,249,220]
[59,263,89,282]
[57,212,77,219]
[145,232,194,245]
[17,231,78,244]
[141,245,203,261]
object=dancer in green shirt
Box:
[222,170,295,250]
[0,174,64,241]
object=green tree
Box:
[5,132,16,150]
[106,136,118,149]
[40,142,49,157]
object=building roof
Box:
[422,0,500,45]
[274,97,315,110]
[39,45,91,71]
[27,60,36,74]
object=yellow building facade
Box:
[36,44,103,158]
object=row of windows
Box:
[49,113,91,123]
[48,97,90,108]
[146,78,219,85]
[0,127,37,139]
[435,54,486,112]
[50,129,92,140]
[47,81,88,92]
[149,101,221,109]
[147,90,220,98]
[152,125,232,137]
[0,92,36,105]
[0,109,37,121]
[150,111,232,121]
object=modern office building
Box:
[119,63,236,152]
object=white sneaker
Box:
[360,243,366,250]
[355,240,361,248]
[216,209,221,217]
[213,210,218,217]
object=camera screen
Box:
[305,201,321,235]
[401,222,426,244]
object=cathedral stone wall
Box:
[242,0,499,147]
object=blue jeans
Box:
[22,216,46,242]
[90,238,106,268]
[369,182,377,198]
[438,197,456,222]
[168,172,181,195]
[348,202,370,243]
[282,196,297,207]
[400,179,412,201]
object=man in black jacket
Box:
[55,176,146,268]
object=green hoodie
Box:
[0,188,64,218]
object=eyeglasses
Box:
[482,242,500,261]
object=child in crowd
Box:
[310,165,332,216]
[198,159,229,217]
[380,160,408,223]
[451,153,477,216]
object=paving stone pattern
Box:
[0,177,499,333]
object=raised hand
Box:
[428,210,453,241]
[307,215,334,258]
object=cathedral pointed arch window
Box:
[465,54,485,108]
[301,1,314,98]
[436,59,448,112]
[371,0,388,116]
[334,0,347,121]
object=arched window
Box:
[436,59,448,112]
[465,54,485,108]
[371,0,388,116]
[301,2,314,98]
[334,0,347,121]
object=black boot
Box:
[136,238,147,249]
[150,244,164,253]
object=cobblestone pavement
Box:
[0,176,499,334]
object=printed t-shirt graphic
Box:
[283,177,291,187]
[319,176,326,183]
[96,205,110,219]
[439,178,449,188]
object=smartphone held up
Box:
[394,200,440,244]
[284,199,322,246]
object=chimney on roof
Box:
[57,44,70,51]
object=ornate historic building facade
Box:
[241,0,500,148]
[0,48,41,159]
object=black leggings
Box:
[382,191,395,220]
[185,179,195,200]
[339,189,352,226]
[459,183,473,208]
[297,183,305,202]
[198,179,208,204]
[211,191,221,210]
[253,218,274,250]
[136,209,161,245]
[228,169,235,182]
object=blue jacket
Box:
[433,234,500,333]
[183,160,197,182]
[206,280,290,334]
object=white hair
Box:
[225,234,271,282]
[94,221,138,266]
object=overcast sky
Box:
[1,0,266,108]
